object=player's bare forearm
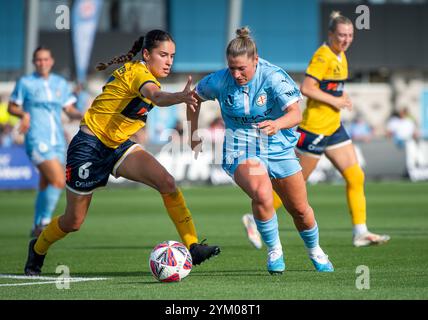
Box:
[258,103,301,136]
[150,91,186,107]
[64,105,83,120]
[7,101,26,118]
[140,77,197,108]
[186,101,201,146]
[275,102,302,129]
[301,85,340,110]
[8,101,30,134]
[300,76,341,110]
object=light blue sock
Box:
[43,184,62,223]
[34,189,48,227]
[254,213,282,251]
[299,222,319,249]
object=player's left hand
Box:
[258,120,280,136]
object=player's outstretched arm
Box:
[140,75,198,108]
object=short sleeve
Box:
[305,51,329,82]
[132,68,161,95]
[10,78,25,106]
[61,80,77,107]
[271,71,302,111]
[196,73,220,101]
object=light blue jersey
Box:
[196,58,302,178]
[10,73,76,164]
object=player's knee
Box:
[344,165,365,187]
[288,203,311,219]
[157,173,177,194]
[51,179,65,189]
[253,188,273,207]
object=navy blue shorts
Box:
[295,124,351,158]
[65,130,137,194]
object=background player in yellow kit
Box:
[243,12,390,248]
[24,30,220,275]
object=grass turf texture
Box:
[0,181,427,299]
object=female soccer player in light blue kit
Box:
[188,27,334,274]
[8,47,82,237]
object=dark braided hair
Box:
[96,30,174,71]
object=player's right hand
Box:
[19,112,30,134]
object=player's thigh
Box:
[233,159,273,201]
[116,146,174,190]
[37,158,65,187]
[296,151,320,181]
[60,189,93,231]
[272,171,309,214]
[325,142,358,173]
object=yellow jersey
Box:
[300,44,348,135]
[82,61,160,148]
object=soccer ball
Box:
[149,240,192,282]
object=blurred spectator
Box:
[73,83,91,113]
[169,120,184,146]
[62,83,92,144]
[207,116,225,144]
[386,108,418,149]
[348,114,374,143]
[146,106,178,145]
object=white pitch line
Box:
[0,274,107,281]
[0,279,105,287]
[0,281,60,287]
[0,274,108,287]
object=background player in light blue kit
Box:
[8,47,82,237]
[188,27,333,274]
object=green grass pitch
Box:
[0,181,427,300]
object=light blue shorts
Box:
[222,147,302,179]
[25,140,66,166]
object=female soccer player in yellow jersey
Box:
[24,30,220,276]
[243,12,390,248]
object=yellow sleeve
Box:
[131,67,161,95]
[305,49,329,82]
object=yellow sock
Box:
[34,216,67,255]
[161,188,198,248]
[272,191,283,211]
[342,164,367,225]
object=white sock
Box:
[353,224,368,236]
[306,245,325,257]
[268,244,283,254]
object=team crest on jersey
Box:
[256,93,267,107]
